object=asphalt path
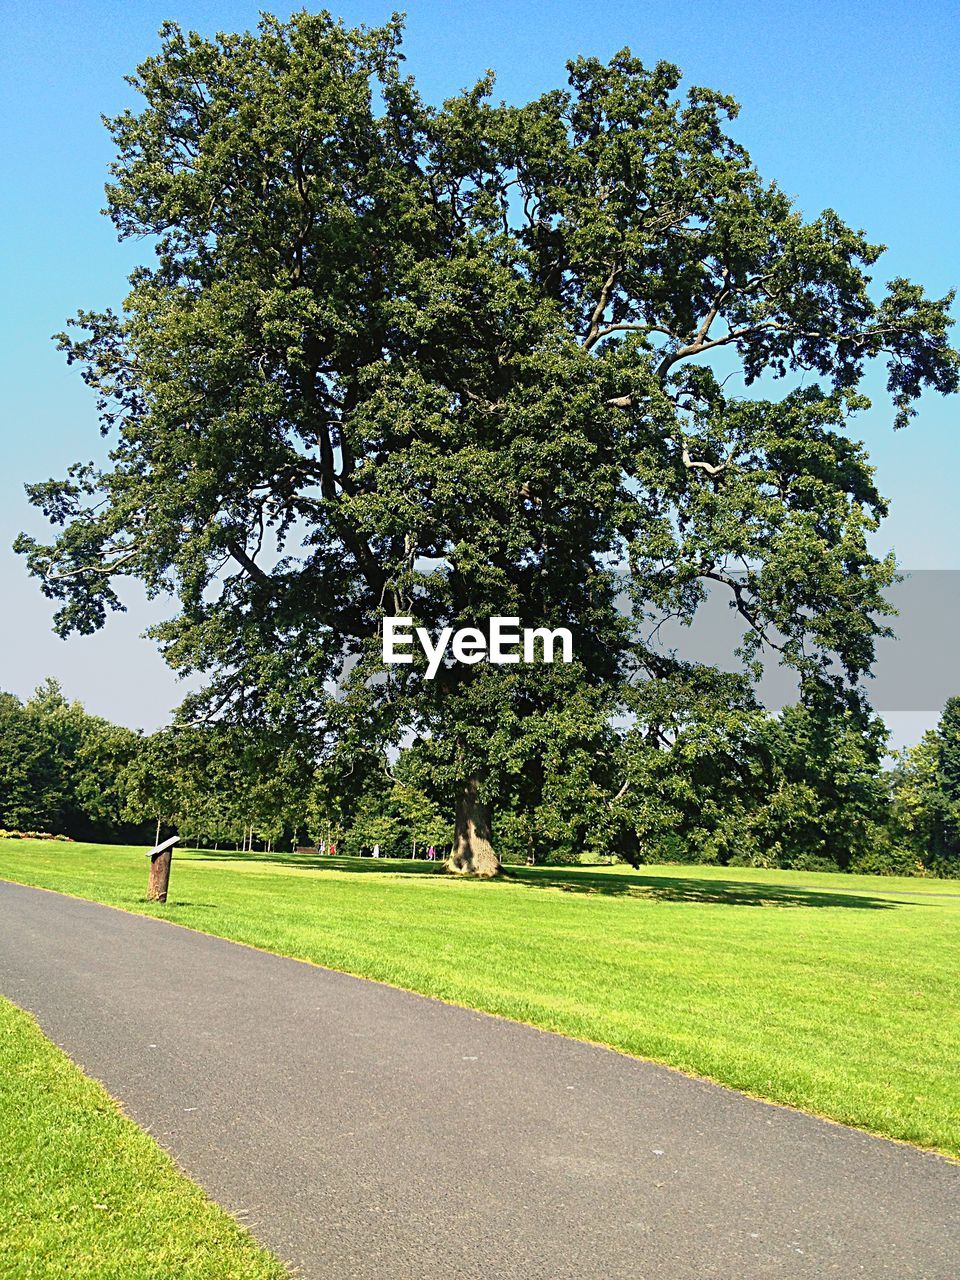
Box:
[2,879,958,1279]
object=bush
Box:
[849,844,925,877]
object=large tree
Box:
[18,14,957,874]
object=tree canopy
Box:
[17,12,958,872]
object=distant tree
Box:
[887,734,939,861]
[0,682,143,840]
[331,768,449,858]
[930,696,960,870]
[74,717,143,838]
[612,680,889,871]
[121,728,192,844]
[888,697,960,876]
[0,692,58,831]
[18,14,958,875]
[22,680,88,834]
[389,775,452,855]
[612,666,766,866]
[344,805,401,859]
[119,723,306,850]
[744,702,889,871]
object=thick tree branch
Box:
[610,778,631,805]
[702,570,786,654]
[690,264,731,347]
[228,541,271,585]
[583,261,621,349]
[681,445,730,477]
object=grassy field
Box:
[0,995,287,1279]
[2,838,959,1159]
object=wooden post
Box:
[147,836,181,903]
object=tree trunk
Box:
[447,779,501,877]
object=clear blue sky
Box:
[1,0,958,742]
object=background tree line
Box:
[2,678,959,876]
[0,681,451,856]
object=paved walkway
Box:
[1,879,957,1278]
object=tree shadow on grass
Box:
[186,850,899,909]
[161,901,220,910]
[187,851,445,878]
[508,866,899,909]
[135,898,220,910]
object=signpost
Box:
[146,835,181,903]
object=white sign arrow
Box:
[147,835,182,857]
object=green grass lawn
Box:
[2,838,959,1159]
[0,995,287,1280]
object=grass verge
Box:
[2,839,959,1158]
[0,995,288,1279]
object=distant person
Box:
[373,843,380,858]
[427,845,436,860]
[328,841,336,857]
